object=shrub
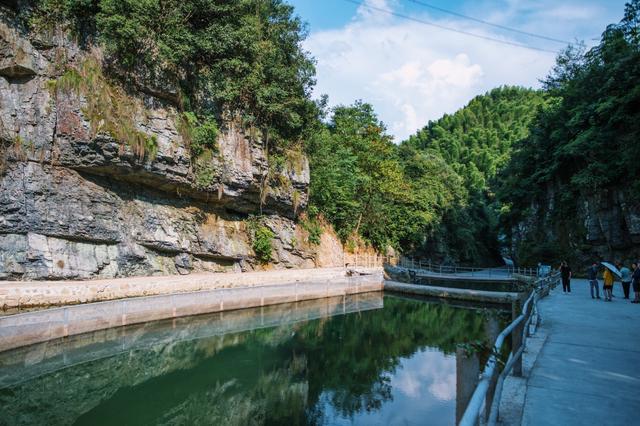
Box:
[247,216,275,264]
[52,58,158,160]
[180,112,219,158]
[301,216,322,246]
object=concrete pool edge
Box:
[0,270,383,353]
[383,280,521,304]
[0,267,381,310]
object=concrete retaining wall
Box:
[384,280,520,304]
[0,267,380,309]
[0,271,383,353]
[0,292,384,389]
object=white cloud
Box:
[303,0,623,141]
[390,349,456,401]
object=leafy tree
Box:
[307,102,415,250]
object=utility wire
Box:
[406,0,572,44]
[344,0,561,54]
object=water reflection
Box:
[0,293,507,426]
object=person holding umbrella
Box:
[603,268,615,301]
[601,261,621,302]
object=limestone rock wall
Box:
[0,7,339,280]
[509,183,640,266]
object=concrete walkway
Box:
[522,278,640,425]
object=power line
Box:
[406,0,572,44]
[344,0,561,54]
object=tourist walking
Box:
[632,263,640,304]
[588,262,600,299]
[603,267,615,301]
[618,262,632,299]
[560,261,571,293]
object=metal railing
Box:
[343,253,394,269]
[397,256,539,278]
[458,272,560,426]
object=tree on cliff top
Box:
[28,0,318,149]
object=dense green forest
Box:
[22,0,640,266]
[498,0,640,265]
[310,2,640,265]
[401,87,546,263]
[307,88,545,264]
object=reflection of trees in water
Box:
[156,370,309,426]
[286,296,497,420]
[0,297,503,425]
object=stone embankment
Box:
[0,267,380,309]
[0,267,383,352]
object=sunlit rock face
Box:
[0,6,327,280]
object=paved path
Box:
[391,266,519,282]
[522,278,640,425]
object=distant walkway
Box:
[390,265,521,282]
[522,278,640,425]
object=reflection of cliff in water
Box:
[0,293,509,426]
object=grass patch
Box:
[300,213,322,246]
[51,56,158,161]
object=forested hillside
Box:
[306,101,466,253]
[310,1,640,267]
[498,0,640,266]
[401,87,546,263]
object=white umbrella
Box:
[601,262,622,278]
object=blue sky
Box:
[287,0,628,141]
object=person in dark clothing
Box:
[617,262,632,299]
[588,262,600,299]
[632,263,640,304]
[560,261,572,293]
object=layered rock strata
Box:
[0,7,336,280]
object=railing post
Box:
[456,346,480,425]
[512,298,524,377]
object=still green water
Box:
[0,293,507,426]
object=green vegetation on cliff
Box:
[22,0,640,266]
[29,0,318,150]
[498,0,640,264]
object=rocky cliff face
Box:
[509,183,640,266]
[0,7,338,280]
